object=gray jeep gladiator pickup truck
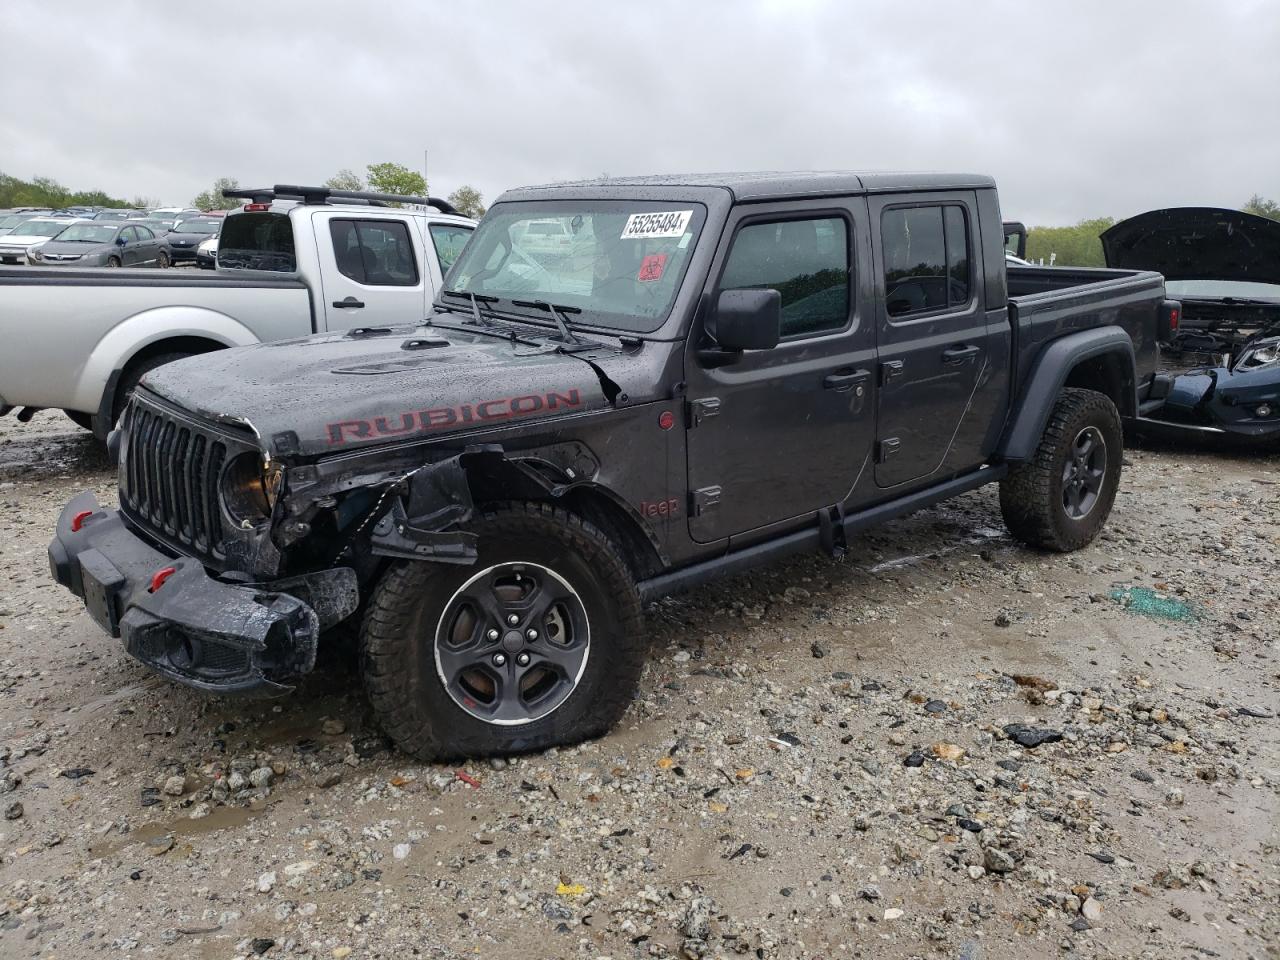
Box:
[49,172,1174,760]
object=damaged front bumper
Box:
[1138,364,1280,444]
[48,491,358,694]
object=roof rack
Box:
[222,184,460,216]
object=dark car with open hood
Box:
[1103,207,1280,445]
[49,172,1169,760]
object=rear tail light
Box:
[243,203,270,212]
[1158,299,1181,343]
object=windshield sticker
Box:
[637,253,668,282]
[620,210,692,240]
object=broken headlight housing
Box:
[1237,336,1280,371]
[222,453,283,528]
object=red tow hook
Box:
[70,510,93,532]
[148,566,177,593]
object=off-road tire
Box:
[999,387,1122,552]
[111,351,192,425]
[361,501,645,761]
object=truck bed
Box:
[1006,264,1165,401]
[0,268,311,415]
[0,267,303,290]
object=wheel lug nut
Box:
[492,653,506,667]
[486,628,500,641]
[506,614,519,626]
[525,628,539,641]
[516,652,531,667]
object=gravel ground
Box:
[0,410,1276,960]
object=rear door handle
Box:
[942,344,980,365]
[332,297,365,309]
[823,368,871,391]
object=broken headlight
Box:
[1237,336,1280,371]
[222,453,283,528]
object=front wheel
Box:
[106,256,121,268]
[999,388,1123,552]
[361,502,645,761]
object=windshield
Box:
[174,219,221,235]
[1165,279,1280,301]
[0,215,33,230]
[11,220,71,238]
[445,200,707,333]
[53,223,119,243]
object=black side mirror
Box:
[116,236,127,245]
[710,288,781,353]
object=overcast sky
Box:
[5,1,1277,224]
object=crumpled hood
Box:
[1101,207,1280,285]
[142,322,620,458]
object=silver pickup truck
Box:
[0,185,475,437]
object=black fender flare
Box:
[997,326,1136,462]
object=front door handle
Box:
[942,344,980,365]
[823,368,871,391]
[332,297,365,309]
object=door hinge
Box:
[686,397,721,428]
[880,359,905,384]
[876,438,901,463]
[689,485,722,516]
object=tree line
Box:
[0,172,131,210]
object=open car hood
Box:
[1101,207,1280,286]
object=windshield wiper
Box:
[440,290,503,328]
[511,299,583,345]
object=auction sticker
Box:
[620,210,692,240]
[637,253,668,282]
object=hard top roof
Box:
[501,171,996,203]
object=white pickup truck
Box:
[0,185,475,437]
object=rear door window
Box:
[882,205,971,317]
[328,219,419,286]
[218,212,297,272]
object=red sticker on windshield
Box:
[638,253,667,282]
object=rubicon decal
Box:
[326,389,583,445]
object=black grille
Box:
[120,396,238,560]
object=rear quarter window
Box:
[218,212,297,272]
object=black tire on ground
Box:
[999,387,1123,552]
[111,351,193,425]
[361,501,645,761]
[106,256,121,267]
[156,251,170,268]
[63,410,95,431]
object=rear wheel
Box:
[156,251,170,269]
[63,410,94,431]
[111,351,193,425]
[999,388,1122,552]
[361,502,645,761]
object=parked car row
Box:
[0,208,225,267]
